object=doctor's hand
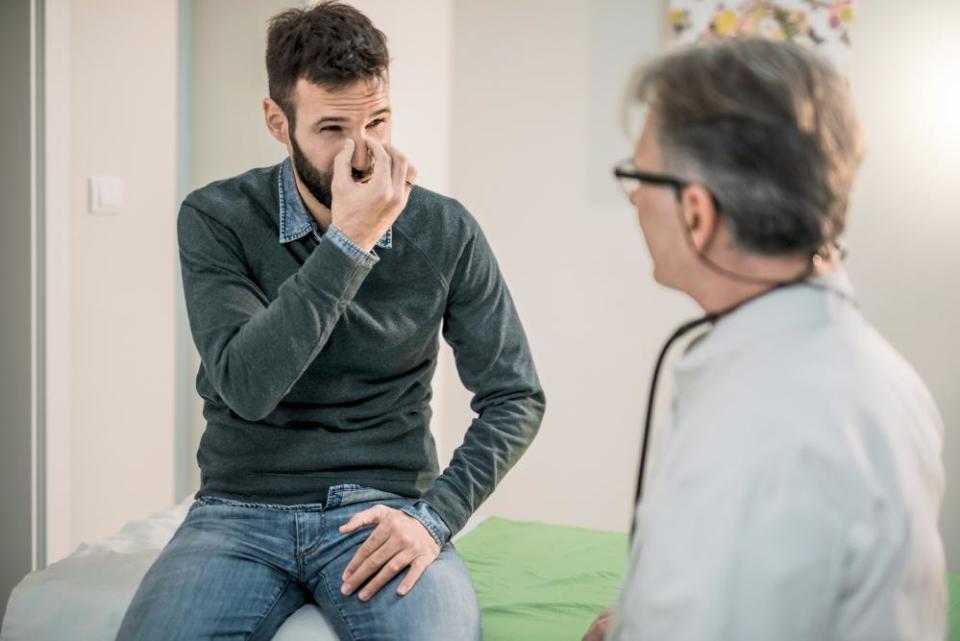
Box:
[331,138,417,253]
[582,606,615,641]
[339,504,440,602]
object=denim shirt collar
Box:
[277,157,392,248]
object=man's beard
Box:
[290,130,372,210]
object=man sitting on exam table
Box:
[584,38,946,641]
[114,2,545,640]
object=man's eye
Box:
[367,119,385,128]
[320,126,342,133]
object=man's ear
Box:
[263,97,290,145]
[680,184,720,253]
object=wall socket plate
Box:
[88,175,124,214]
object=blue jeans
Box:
[115,485,481,641]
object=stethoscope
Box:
[629,233,860,538]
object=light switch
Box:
[88,175,124,214]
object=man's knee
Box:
[390,548,481,640]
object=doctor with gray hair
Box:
[584,38,946,641]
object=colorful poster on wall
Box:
[669,0,855,68]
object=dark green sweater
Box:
[179,162,545,535]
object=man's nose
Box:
[350,134,372,175]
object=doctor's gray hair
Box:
[629,38,863,256]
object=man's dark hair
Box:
[266,2,389,125]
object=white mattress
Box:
[0,499,485,641]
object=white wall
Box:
[44,0,74,566]
[53,0,179,557]
[844,0,960,570]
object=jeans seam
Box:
[299,511,326,558]
[294,512,304,583]
[196,496,323,511]
[318,569,360,641]
[242,578,294,641]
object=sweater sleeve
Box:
[178,202,375,421]
[420,214,546,534]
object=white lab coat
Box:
[608,269,946,641]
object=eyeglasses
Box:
[613,159,689,199]
[612,159,722,212]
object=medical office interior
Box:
[1,0,958,638]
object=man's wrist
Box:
[326,224,379,267]
[401,501,451,546]
[332,220,382,254]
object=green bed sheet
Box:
[456,517,960,641]
[457,518,628,641]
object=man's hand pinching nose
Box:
[330,138,417,253]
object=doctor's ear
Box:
[680,184,720,252]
